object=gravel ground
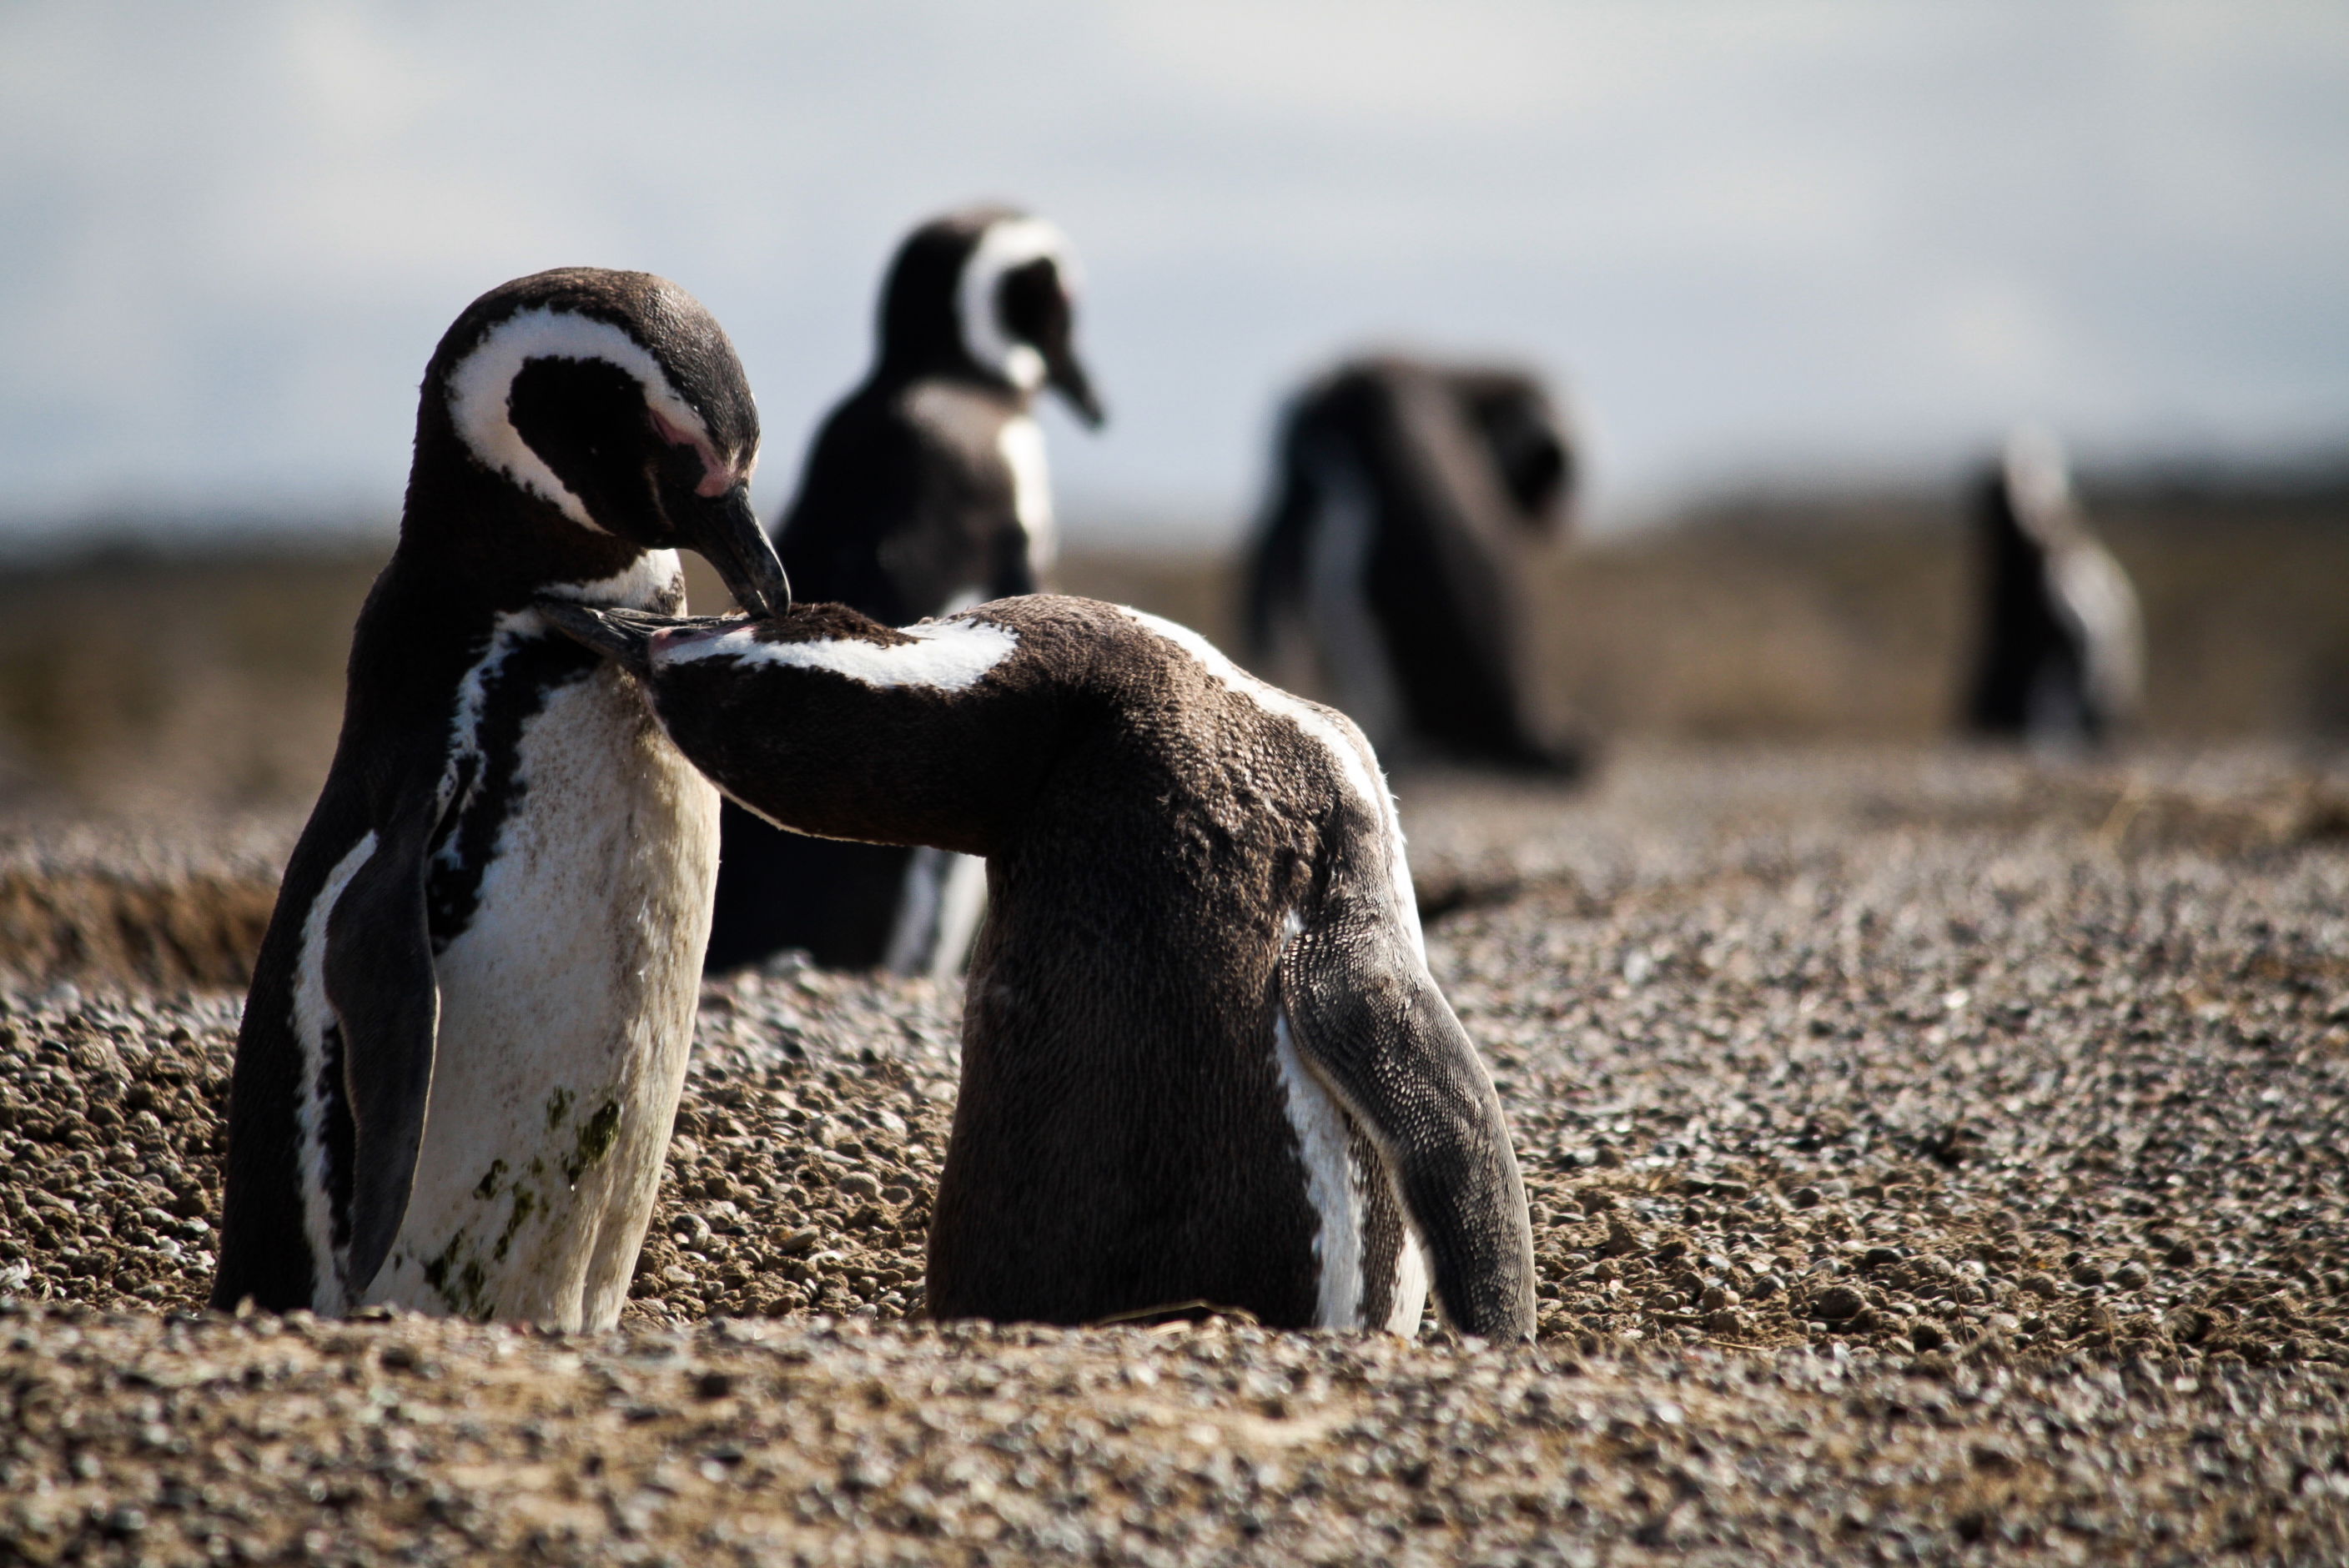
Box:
[3,743,2347,1563]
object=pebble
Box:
[1,745,2346,1561]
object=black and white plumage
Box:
[1963,430,2144,746]
[546,593,1537,1340]
[709,205,1103,977]
[1245,355,1583,774]
[209,268,789,1327]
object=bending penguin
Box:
[1245,355,1583,774]
[707,204,1104,976]
[1963,429,2143,746]
[210,268,790,1327]
[542,592,1537,1339]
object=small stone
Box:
[2020,1272,2060,1299]
[1790,1187,1823,1210]
[2069,1259,2106,1288]
[2111,1261,2150,1291]
[1813,1285,1866,1322]
[1969,1441,2019,1475]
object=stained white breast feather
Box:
[365,661,717,1328]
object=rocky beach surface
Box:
[3,744,2346,1563]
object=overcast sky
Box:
[3,1,2344,544]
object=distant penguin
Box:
[1964,430,2143,746]
[1245,355,1582,773]
[210,269,790,1327]
[543,592,1537,1340]
[707,205,1104,977]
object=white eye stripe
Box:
[957,217,1070,393]
[445,306,715,532]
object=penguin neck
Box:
[648,604,1034,856]
[871,339,1029,413]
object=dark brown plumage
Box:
[1246,355,1583,775]
[545,592,1537,1339]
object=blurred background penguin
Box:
[707,205,1103,977]
[1244,357,1587,777]
[1961,430,2144,751]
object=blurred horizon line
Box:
[3,440,2343,570]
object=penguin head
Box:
[879,206,1104,427]
[1461,375,1574,529]
[425,268,789,616]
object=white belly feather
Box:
[363,662,717,1328]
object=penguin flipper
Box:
[1279,887,1537,1342]
[322,798,442,1296]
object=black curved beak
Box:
[1044,339,1105,430]
[677,480,791,618]
[536,601,667,681]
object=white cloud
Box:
[0,0,2342,534]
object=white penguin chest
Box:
[998,413,1055,571]
[365,662,718,1327]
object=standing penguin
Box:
[1245,355,1582,774]
[209,269,789,1327]
[707,205,1104,976]
[1963,430,2144,746]
[543,593,1537,1340]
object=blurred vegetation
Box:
[1526,478,2349,743]
[0,540,382,817]
[1,473,2344,818]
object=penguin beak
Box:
[1044,339,1105,430]
[536,600,663,680]
[677,480,792,619]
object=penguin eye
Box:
[652,432,706,495]
[996,259,1067,349]
[647,405,735,499]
